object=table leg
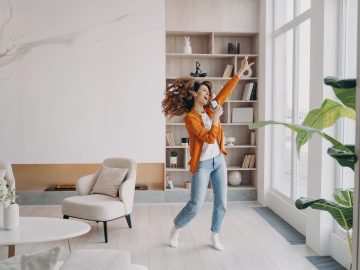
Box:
[67,239,72,253]
[8,245,15,257]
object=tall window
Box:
[273,0,311,200]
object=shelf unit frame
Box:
[165,31,259,191]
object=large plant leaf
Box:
[327,144,357,170]
[296,99,355,152]
[333,189,353,207]
[295,197,353,230]
[324,77,356,110]
[249,120,351,153]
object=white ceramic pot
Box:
[4,203,19,230]
[170,157,177,167]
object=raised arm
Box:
[214,56,254,105]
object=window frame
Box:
[335,0,357,237]
[272,0,311,201]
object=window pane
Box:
[297,19,311,198]
[274,0,294,29]
[274,30,293,197]
[298,0,311,15]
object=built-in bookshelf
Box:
[165,31,259,192]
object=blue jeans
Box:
[174,153,227,233]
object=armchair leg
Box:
[103,221,108,243]
[125,214,132,228]
[63,215,69,219]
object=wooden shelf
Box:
[166,31,213,36]
[166,167,256,172]
[222,123,253,126]
[225,145,257,148]
[227,166,257,171]
[166,76,258,81]
[166,53,258,58]
[166,167,188,172]
[166,122,253,126]
[166,145,257,149]
[227,185,257,190]
[165,30,259,191]
[166,185,256,191]
[227,100,258,103]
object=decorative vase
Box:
[4,203,19,230]
[0,202,3,229]
[183,36,192,54]
[228,171,242,186]
[250,131,256,145]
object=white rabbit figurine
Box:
[183,36,192,54]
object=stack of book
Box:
[242,82,257,100]
[222,64,234,77]
[166,131,175,146]
[241,154,256,168]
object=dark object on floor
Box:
[135,184,148,190]
[190,61,207,77]
[253,207,306,244]
[306,256,346,270]
[45,184,76,191]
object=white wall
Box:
[165,0,259,32]
[0,0,165,163]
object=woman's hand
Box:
[236,56,254,78]
[213,105,223,126]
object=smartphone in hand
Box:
[210,99,219,109]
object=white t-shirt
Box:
[199,112,221,161]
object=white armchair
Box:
[61,158,136,243]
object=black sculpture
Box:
[190,61,207,77]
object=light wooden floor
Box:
[0,202,317,270]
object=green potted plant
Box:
[250,77,357,266]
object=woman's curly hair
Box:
[162,77,213,118]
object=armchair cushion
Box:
[91,165,128,197]
[62,194,126,221]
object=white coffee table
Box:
[0,217,91,257]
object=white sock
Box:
[169,226,180,248]
[211,232,224,251]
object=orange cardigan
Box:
[184,75,240,173]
